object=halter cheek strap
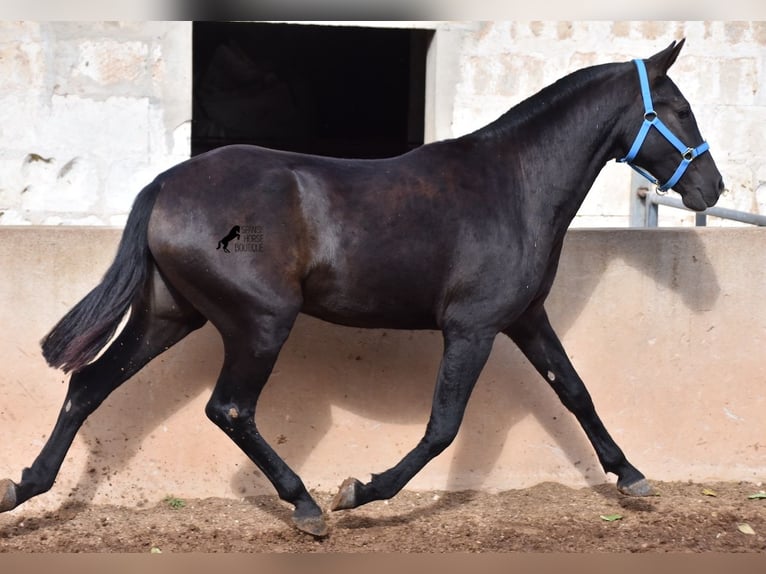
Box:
[618,59,710,192]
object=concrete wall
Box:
[0,227,763,513]
[1,21,765,229]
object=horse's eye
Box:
[678,108,691,120]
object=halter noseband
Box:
[618,59,710,193]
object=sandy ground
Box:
[1,480,764,553]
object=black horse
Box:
[0,41,723,537]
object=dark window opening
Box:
[192,22,433,159]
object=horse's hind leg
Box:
[204,306,328,537]
[0,269,205,513]
[504,305,653,496]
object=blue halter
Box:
[618,59,710,192]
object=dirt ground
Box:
[0,481,764,553]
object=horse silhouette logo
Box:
[216,225,240,253]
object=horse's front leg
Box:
[331,328,495,511]
[504,305,653,496]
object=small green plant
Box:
[164,495,186,510]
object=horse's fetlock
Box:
[20,465,45,485]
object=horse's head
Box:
[618,39,724,211]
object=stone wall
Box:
[0,21,763,227]
[0,21,190,225]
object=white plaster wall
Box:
[0,21,764,227]
[0,21,191,226]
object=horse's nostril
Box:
[718,178,725,193]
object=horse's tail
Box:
[40,179,164,373]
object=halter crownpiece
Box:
[618,58,710,192]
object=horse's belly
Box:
[300,305,438,330]
[300,267,441,330]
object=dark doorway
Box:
[192,22,433,158]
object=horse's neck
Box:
[473,66,631,229]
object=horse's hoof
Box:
[617,477,654,497]
[330,477,361,511]
[292,513,329,538]
[0,479,18,513]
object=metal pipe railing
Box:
[640,188,766,227]
[628,173,766,227]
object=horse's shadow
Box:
[67,229,719,526]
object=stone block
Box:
[73,39,150,87]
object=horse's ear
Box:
[646,39,685,78]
